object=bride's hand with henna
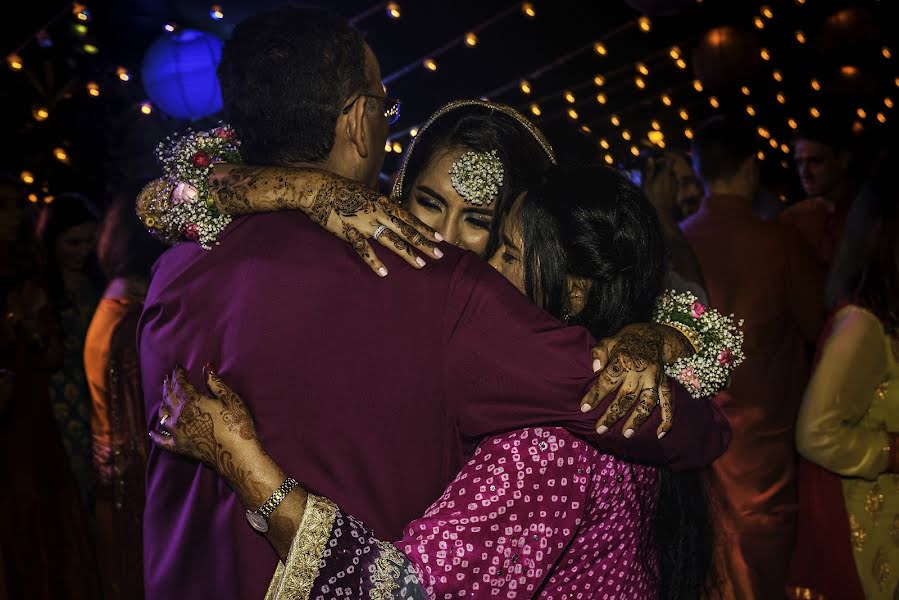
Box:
[207,164,446,277]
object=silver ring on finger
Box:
[373,224,387,240]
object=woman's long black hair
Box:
[507,164,714,599]
[35,193,103,307]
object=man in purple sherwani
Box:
[139,8,730,599]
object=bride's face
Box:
[405,146,496,257]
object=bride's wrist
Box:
[657,323,697,364]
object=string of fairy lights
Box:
[7,0,897,198]
[7,2,187,202]
[382,0,897,170]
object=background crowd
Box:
[1,0,897,599]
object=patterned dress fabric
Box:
[795,305,899,598]
[269,427,659,599]
[48,279,99,508]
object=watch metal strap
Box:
[257,477,300,519]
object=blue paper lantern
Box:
[141,29,223,120]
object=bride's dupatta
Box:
[786,305,865,600]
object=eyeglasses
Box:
[341,94,401,125]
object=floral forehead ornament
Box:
[449,149,504,206]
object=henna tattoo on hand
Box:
[602,393,636,425]
[658,380,674,430]
[380,228,416,258]
[308,177,380,227]
[660,324,696,363]
[633,390,658,422]
[210,166,324,216]
[607,326,665,374]
[177,401,218,465]
[342,223,371,261]
[167,381,269,509]
[217,383,257,441]
[386,208,433,250]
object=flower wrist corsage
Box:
[652,290,745,398]
[137,125,241,249]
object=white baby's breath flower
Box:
[653,290,745,398]
[143,125,241,249]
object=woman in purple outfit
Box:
[153,164,715,599]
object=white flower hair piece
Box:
[449,149,504,206]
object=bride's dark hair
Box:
[509,164,714,599]
[396,103,554,257]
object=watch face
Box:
[246,511,269,533]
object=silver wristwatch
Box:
[246,477,299,533]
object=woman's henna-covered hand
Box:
[150,366,307,558]
[149,366,268,508]
[208,164,444,276]
[580,323,687,439]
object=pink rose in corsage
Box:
[718,348,735,367]
[181,223,200,241]
[678,366,702,393]
[690,301,706,319]
[192,150,212,168]
[172,182,198,205]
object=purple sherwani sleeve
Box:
[443,252,731,471]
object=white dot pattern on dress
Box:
[396,427,659,599]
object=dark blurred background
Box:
[2,0,896,208]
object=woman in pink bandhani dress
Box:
[154,165,714,599]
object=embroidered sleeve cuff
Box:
[265,494,427,600]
